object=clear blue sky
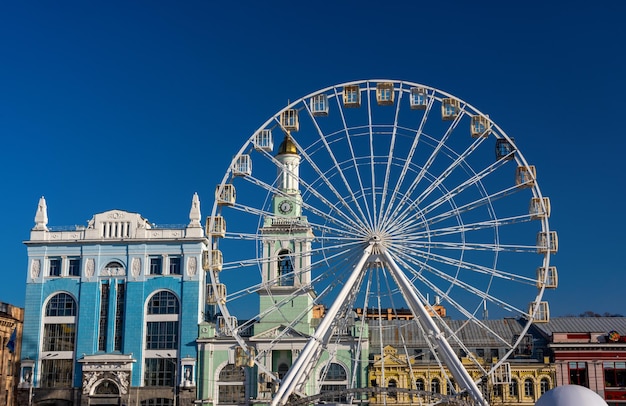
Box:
[1,1,624,317]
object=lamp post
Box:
[157,353,177,406]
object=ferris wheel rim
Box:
[207,79,554,404]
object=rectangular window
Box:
[43,324,75,351]
[604,362,626,388]
[114,283,125,351]
[169,257,181,275]
[509,380,519,397]
[146,321,179,349]
[476,348,485,358]
[144,358,175,387]
[150,257,163,275]
[569,362,588,386]
[40,359,73,388]
[490,348,499,361]
[68,258,81,277]
[513,334,533,356]
[98,283,109,351]
[219,385,247,403]
[49,258,62,277]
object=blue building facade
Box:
[19,194,208,406]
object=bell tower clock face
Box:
[278,199,294,215]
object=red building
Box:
[534,317,626,406]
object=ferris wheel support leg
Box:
[381,249,489,406]
[271,244,374,406]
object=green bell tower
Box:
[256,133,315,335]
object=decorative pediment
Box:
[87,210,151,239]
[250,325,310,341]
[372,345,409,366]
[79,354,135,395]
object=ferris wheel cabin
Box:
[310,94,329,116]
[410,87,428,109]
[441,98,461,120]
[496,138,515,160]
[343,84,361,108]
[471,115,491,137]
[537,266,558,289]
[376,82,395,105]
[253,129,274,151]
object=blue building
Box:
[19,194,208,406]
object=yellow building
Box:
[0,302,23,406]
[368,316,557,406]
[369,345,555,405]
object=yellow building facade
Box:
[369,346,556,406]
[0,302,23,406]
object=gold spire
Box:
[277,132,298,155]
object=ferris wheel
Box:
[205,80,557,405]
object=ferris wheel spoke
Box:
[332,87,375,228]
[390,254,524,349]
[390,153,511,231]
[414,159,515,221]
[391,247,530,318]
[402,239,539,253]
[384,109,465,228]
[378,85,404,231]
[395,243,538,286]
[365,83,379,229]
[298,104,371,231]
[238,171,364,235]
[408,186,525,236]
[393,214,534,241]
[412,136,489,211]
[383,90,436,231]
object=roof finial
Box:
[188,192,201,228]
[33,196,48,231]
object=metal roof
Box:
[369,318,528,349]
[533,317,626,336]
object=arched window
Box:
[41,293,76,388]
[509,378,519,397]
[94,380,119,394]
[146,292,179,349]
[415,378,425,391]
[446,379,456,395]
[220,364,246,381]
[46,293,76,317]
[320,363,348,403]
[431,378,440,393]
[320,363,347,381]
[524,378,535,397]
[104,261,125,276]
[147,291,180,315]
[218,364,245,404]
[540,377,550,395]
[388,379,397,399]
[277,249,294,286]
[144,291,180,387]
